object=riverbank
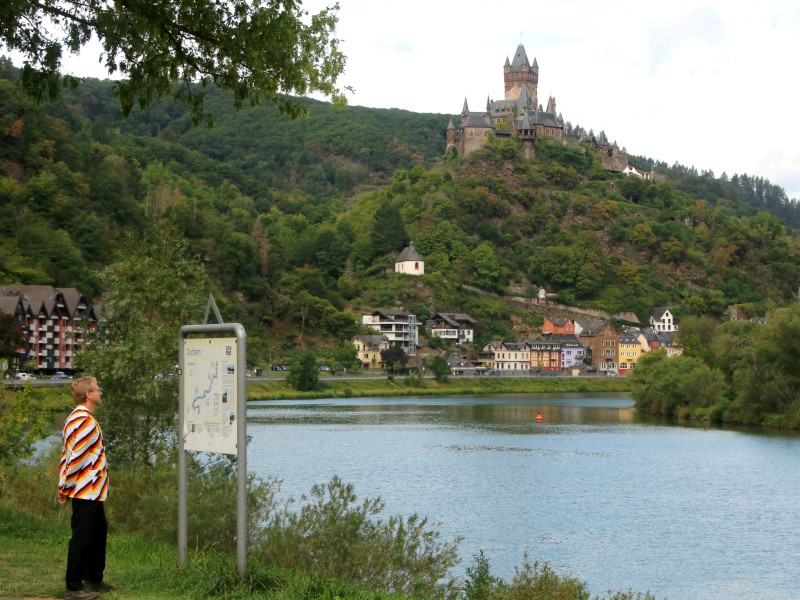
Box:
[0,503,405,600]
[246,376,630,401]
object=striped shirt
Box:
[58,405,108,501]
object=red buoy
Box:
[535,410,543,422]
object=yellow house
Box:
[618,331,642,374]
[352,334,390,370]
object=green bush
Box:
[254,476,461,598]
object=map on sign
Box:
[182,337,238,454]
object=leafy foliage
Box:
[380,347,408,374]
[75,224,210,467]
[631,303,800,427]
[286,350,319,391]
[428,355,451,382]
[0,385,49,466]
[0,0,347,124]
[255,475,461,598]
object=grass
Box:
[246,376,630,401]
[18,374,629,404]
[0,502,406,600]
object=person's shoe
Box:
[84,580,116,592]
[65,590,100,600]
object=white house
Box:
[479,341,530,371]
[395,242,424,276]
[428,312,476,344]
[622,165,653,180]
[649,307,678,332]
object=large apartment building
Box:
[0,285,98,373]
[361,309,419,356]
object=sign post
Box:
[178,321,247,576]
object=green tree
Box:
[370,201,407,258]
[728,303,800,424]
[470,242,508,293]
[618,174,649,203]
[380,346,407,374]
[428,355,450,382]
[628,223,657,251]
[286,350,319,391]
[0,311,24,370]
[616,260,641,293]
[1,0,347,124]
[678,315,719,364]
[331,342,358,372]
[75,223,210,467]
[0,385,49,465]
[629,350,727,418]
[660,236,686,263]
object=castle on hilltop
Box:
[447,44,565,157]
[447,44,630,172]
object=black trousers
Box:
[66,498,107,591]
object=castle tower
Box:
[446,119,456,151]
[504,44,538,106]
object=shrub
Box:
[254,476,461,597]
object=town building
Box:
[0,285,99,373]
[549,333,587,370]
[362,309,419,356]
[351,334,390,370]
[427,312,476,345]
[650,307,678,332]
[526,338,562,371]
[446,352,480,375]
[658,331,683,358]
[618,331,642,374]
[542,317,575,336]
[479,340,530,371]
[577,319,620,373]
[622,165,655,180]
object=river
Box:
[246,394,800,599]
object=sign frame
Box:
[178,322,247,576]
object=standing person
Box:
[58,377,116,600]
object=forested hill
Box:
[1,63,799,362]
[42,70,451,199]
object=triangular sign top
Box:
[203,294,224,324]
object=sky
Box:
[11,0,800,199]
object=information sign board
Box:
[182,337,238,454]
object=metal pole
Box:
[177,328,188,567]
[236,326,247,577]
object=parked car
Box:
[487,369,503,376]
[317,365,331,371]
[52,372,71,380]
[15,372,33,380]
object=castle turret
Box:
[446,119,456,150]
[504,44,538,106]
